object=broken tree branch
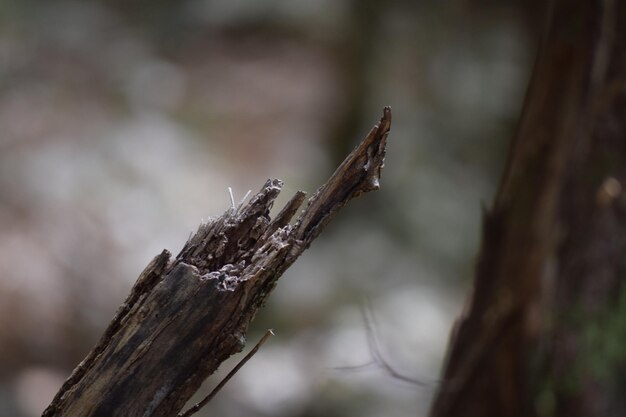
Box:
[42,106,391,417]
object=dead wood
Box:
[42,107,391,417]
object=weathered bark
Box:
[429,1,626,417]
[42,108,391,417]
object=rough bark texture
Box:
[429,1,626,417]
[42,108,391,417]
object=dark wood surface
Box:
[429,2,626,416]
[42,108,391,417]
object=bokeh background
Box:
[0,1,539,416]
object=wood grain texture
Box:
[42,107,391,417]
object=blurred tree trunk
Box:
[429,1,626,417]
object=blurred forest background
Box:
[0,1,541,416]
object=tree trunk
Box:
[42,109,391,417]
[429,1,626,416]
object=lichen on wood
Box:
[42,107,391,417]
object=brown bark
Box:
[429,1,626,417]
[42,108,391,417]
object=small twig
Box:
[332,360,378,372]
[359,301,437,387]
[178,329,275,417]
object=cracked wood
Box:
[42,107,391,417]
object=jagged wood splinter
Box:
[42,106,392,417]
